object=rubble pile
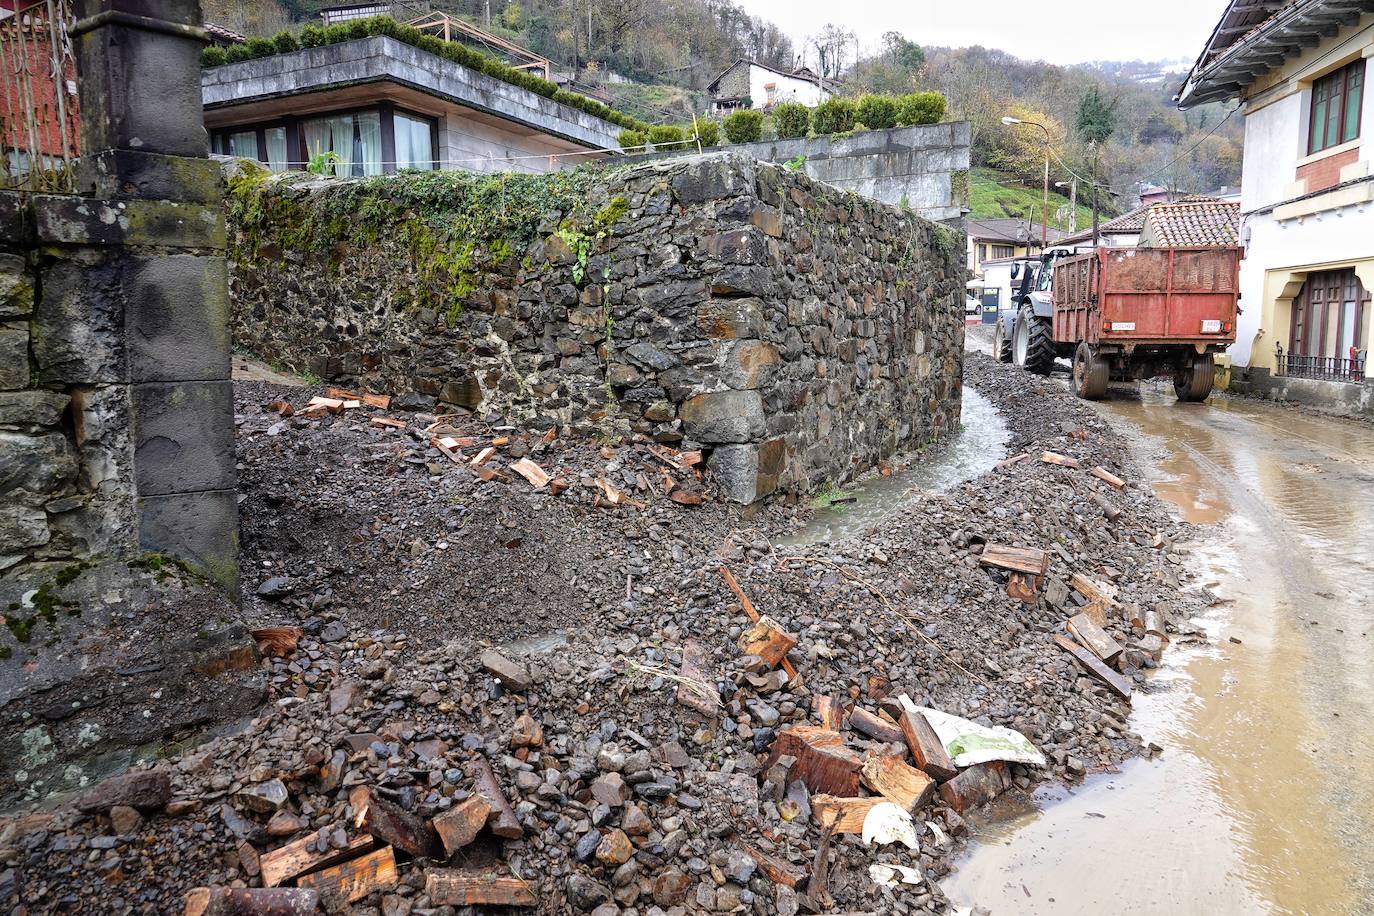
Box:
[0,354,1208,914]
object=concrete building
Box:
[707,59,834,113]
[201,34,623,175]
[1180,0,1374,390]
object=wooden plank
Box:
[995,452,1029,470]
[1054,634,1133,700]
[737,615,798,668]
[1079,598,1108,627]
[295,846,397,909]
[811,795,884,834]
[424,870,535,907]
[979,544,1049,576]
[937,761,1009,813]
[860,755,935,814]
[720,566,797,679]
[471,446,497,466]
[1090,466,1126,489]
[1067,613,1123,665]
[260,834,375,888]
[326,387,391,410]
[356,787,441,859]
[1070,573,1119,608]
[306,396,345,415]
[849,707,906,745]
[432,797,492,856]
[472,755,522,840]
[184,887,320,916]
[1040,451,1082,468]
[368,417,406,430]
[675,638,720,717]
[509,458,551,489]
[739,842,807,888]
[760,726,862,796]
[898,709,957,782]
[812,695,845,731]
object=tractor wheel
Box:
[1174,353,1215,402]
[1013,305,1056,375]
[1071,343,1109,400]
[993,318,1012,363]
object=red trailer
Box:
[1051,246,1241,401]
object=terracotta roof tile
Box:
[1141,200,1240,248]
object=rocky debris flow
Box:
[0,355,1208,914]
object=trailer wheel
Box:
[1013,305,1056,375]
[993,319,1012,363]
[1174,353,1215,402]
[1071,343,1109,400]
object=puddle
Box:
[781,386,1010,546]
[943,384,1374,915]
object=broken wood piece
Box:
[424,870,535,907]
[295,846,397,909]
[250,626,302,658]
[738,615,798,668]
[306,396,345,415]
[667,488,704,505]
[548,477,570,496]
[995,452,1029,470]
[596,476,625,505]
[1040,451,1082,469]
[1079,599,1108,627]
[472,464,510,483]
[898,709,957,782]
[1007,571,1041,604]
[806,819,836,909]
[678,449,703,467]
[326,387,391,409]
[490,436,510,447]
[266,399,293,418]
[1054,634,1132,700]
[978,544,1049,577]
[1070,573,1119,607]
[471,755,522,839]
[850,707,906,745]
[432,439,465,464]
[431,797,493,856]
[341,399,362,410]
[356,787,441,859]
[1091,466,1126,489]
[720,566,798,680]
[675,639,720,717]
[739,842,807,889]
[646,446,683,471]
[810,795,884,834]
[509,458,551,489]
[368,417,406,430]
[937,761,1009,813]
[184,887,320,916]
[260,834,376,888]
[1067,613,1123,665]
[812,695,845,731]
[860,755,935,814]
[471,446,497,467]
[1091,492,1122,522]
[761,726,862,796]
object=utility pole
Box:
[1091,141,1100,248]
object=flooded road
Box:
[944,383,1374,915]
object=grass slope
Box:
[969,168,1099,233]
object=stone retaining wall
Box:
[229,153,965,501]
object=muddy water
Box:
[943,384,1374,915]
[782,387,1010,546]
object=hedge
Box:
[722,109,763,144]
[201,16,651,134]
[855,95,897,130]
[895,91,946,127]
[772,102,809,139]
[810,98,856,135]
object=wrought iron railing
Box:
[1276,353,1366,382]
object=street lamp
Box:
[1002,115,1050,252]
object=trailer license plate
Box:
[1201,320,1221,333]
[1110,322,1135,331]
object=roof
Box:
[706,58,834,94]
[1178,0,1367,107]
[204,22,245,45]
[1139,200,1241,247]
[1055,204,1152,246]
[966,217,1069,245]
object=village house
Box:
[1180,0,1374,394]
[1052,204,1152,250]
[965,217,1068,276]
[706,59,834,113]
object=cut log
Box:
[356,787,441,859]
[1040,451,1082,469]
[1091,492,1122,522]
[472,755,522,839]
[739,843,807,888]
[1007,571,1041,604]
[1054,634,1132,701]
[898,709,957,782]
[738,615,798,668]
[1067,613,1123,665]
[810,795,884,834]
[812,695,845,731]
[938,761,1009,813]
[978,544,1049,577]
[1070,573,1119,608]
[250,626,302,658]
[295,846,397,909]
[1143,609,1168,638]
[424,870,535,907]
[368,417,406,430]
[509,458,551,488]
[860,755,935,814]
[675,638,720,717]
[761,726,862,796]
[184,887,320,916]
[849,707,906,746]
[260,834,375,888]
[720,566,798,679]
[431,797,493,857]
[1090,466,1126,490]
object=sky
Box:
[734,0,1229,68]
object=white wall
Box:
[1240,92,1305,213]
[749,66,830,109]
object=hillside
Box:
[969,168,1101,232]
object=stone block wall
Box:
[229,153,965,501]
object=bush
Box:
[272,32,300,54]
[299,24,326,48]
[647,125,687,149]
[224,42,254,63]
[855,95,898,130]
[619,129,647,151]
[722,109,764,144]
[895,91,947,127]
[200,46,227,67]
[810,98,856,135]
[245,36,276,59]
[773,102,810,139]
[691,119,720,147]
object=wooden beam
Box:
[295,846,397,909]
[1054,634,1133,701]
[898,709,957,782]
[424,870,536,907]
[761,726,862,796]
[1067,613,1123,665]
[260,834,376,889]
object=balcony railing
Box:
[1276,353,1366,382]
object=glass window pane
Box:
[394,112,435,171]
[264,126,287,172]
[226,130,257,160]
[1311,98,1328,152]
[1344,65,1363,143]
[302,111,382,176]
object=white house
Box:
[706,59,834,113]
[1180,0,1374,390]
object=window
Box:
[991,244,1014,260]
[302,110,382,177]
[394,112,435,171]
[212,126,288,172]
[216,130,258,160]
[1291,269,1366,358]
[1308,60,1364,154]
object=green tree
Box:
[882,31,924,71]
[1076,87,1118,145]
